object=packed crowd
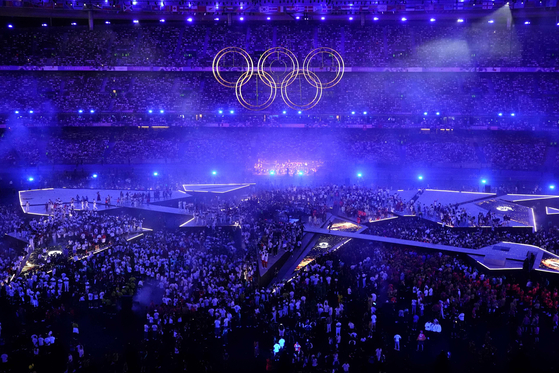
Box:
[2,23,559,68]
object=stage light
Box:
[90,109,95,113]
[187,17,193,22]
[488,20,494,24]
[71,22,77,26]
[557,23,559,26]
[28,177,34,182]
[357,173,362,178]
[132,0,137,4]
[423,112,428,116]
[298,111,302,114]
[14,110,19,114]
[481,179,487,184]
[296,16,300,20]
[29,110,34,114]
[267,17,271,20]
[42,23,48,27]
[218,110,223,114]
[401,17,407,22]
[160,109,164,114]
[212,171,217,175]
[457,18,464,23]
[78,109,83,113]
[7,24,13,28]
[363,111,367,115]
[160,19,166,23]
[498,113,503,116]
[282,111,287,114]
[214,18,220,21]
[418,175,423,180]
[349,17,353,21]
[321,17,325,20]
[373,17,379,21]
[105,21,111,24]
[148,109,153,114]
[298,171,303,176]
[436,112,440,115]
[351,111,355,115]
[240,17,244,21]
[550,185,556,190]
[133,20,139,24]
[270,170,275,175]
[153,172,159,176]
[524,21,530,25]
[92,174,98,178]
[230,110,234,114]
[511,113,515,117]
[430,18,436,22]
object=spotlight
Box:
[298,111,302,114]
[357,173,362,178]
[42,23,48,27]
[423,112,428,116]
[218,110,223,114]
[511,113,515,117]
[153,172,159,176]
[363,111,367,115]
[498,113,503,116]
[28,177,34,182]
[71,22,77,26]
[430,18,436,22]
[7,24,13,28]
[267,17,271,20]
[321,17,325,20]
[524,21,530,25]
[148,110,153,114]
[133,20,139,24]
[349,17,353,21]
[373,17,379,21]
[92,174,98,178]
[436,112,440,115]
[270,170,275,175]
[132,0,137,4]
[160,19,166,23]
[481,179,487,184]
[214,18,220,21]
[418,175,423,180]
[550,185,556,190]
[212,171,217,175]
[105,21,111,24]
[160,109,164,114]
[187,17,193,22]
[401,17,407,22]
[29,110,34,114]
[457,18,464,23]
[239,17,244,21]
[14,110,19,114]
[488,20,494,24]
[78,109,83,114]
[351,111,355,115]
[230,110,234,114]
[296,16,300,20]
[90,109,95,113]
[298,171,303,176]
[282,111,287,114]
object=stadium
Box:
[1,1,559,372]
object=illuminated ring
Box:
[257,47,299,89]
[235,69,277,111]
[280,69,322,111]
[212,47,253,88]
[303,47,345,89]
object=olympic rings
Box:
[212,47,344,111]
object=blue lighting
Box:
[436,112,440,116]
[457,18,464,23]
[298,111,302,114]
[418,175,423,180]
[71,23,77,26]
[42,23,47,27]
[401,17,407,22]
[105,21,111,24]
[430,18,436,22]
[423,112,428,116]
[488,20,494,24]
[148,109,153,114]
[357,173,362,178]
[349,17,353,21]
[511,113,515,117]
[321,17,325,20]
[160,19,165,23]
[14,110,19,114]
[133,20,139,24]
[78,109,83,114]
[373,17,379,21]
[296,16,300,20]
[282,111,287,114]
[351,111,355,115]
[240,17,244,21]
[187,17,193,22]
[481,179,487,184]
[270,170,275,175]
[28,177,34,182]
[230,110,234,114]
[298,171,303,176]
[363,111,367,115]
[524,21,530,25]
[214,18,220,21]
[29,110,34,114]
[7,24,13,28]
[153,172,159,176]
[92,174,98,178]
[212,171,217,175]
[550,185,556,190]
[267,17,271,20]
[160,109,164,114]
[498,113,503,116]
[218,110,223,114]
[90,109,95,113]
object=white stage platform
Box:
[182,183,255,193]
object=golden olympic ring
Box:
[212,47,344,111]
[212,47,253,88]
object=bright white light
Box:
[187,18,193,22]
[132,1,137,4]
[298,111,302,114]
[550,185,556,190]
[230,110,234,114]
[214,18,220,21]
[298,171,303,176]
[373,17,379,21]
[153,172,159,176]
[105,21,111,24]
[218,110,223,114]
[488,20,494,24]
[423,112,428,116]
[511,113,515,117]
[363,111,367,115]
[160,109,164,114]
[28,177,34,182]
[436,112,440,115]
[296,16,300,20]
[430,18,436,22]
[349,17,353,21]
[71,22,77,26]
[239,17,244,21]
[7,24,13,28]
[321,17,325,20]
[29,110,34,114]
[401,17,407,21]
[481,179,487,184]
[90,109,95,113]
[78,109,83,113]
[212,171,217,175]
[282,111,287,114]
[524,21,530,25]
[92,174,98,178]
[14,110,19,114]
[457,18,464,23]
[267,17,271,20]
[357,173,362,178]
[498,113,503,116]
[148,109,153,113]
[418,175,423,180]
[351,111,355,115]
[160,19,165,23]
[133,20,139,24]
[42,23,48,27]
